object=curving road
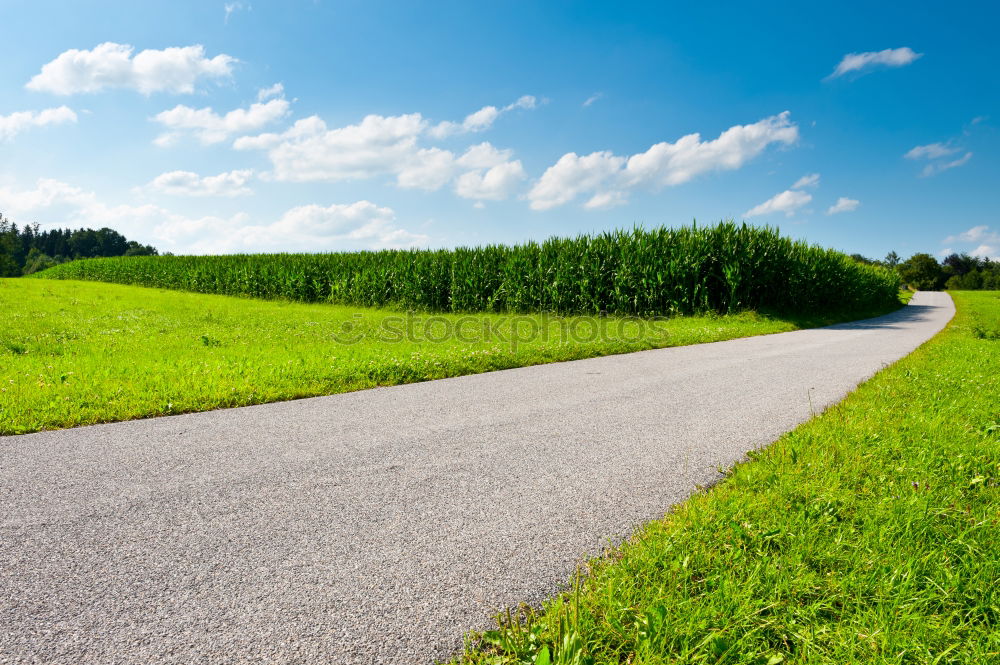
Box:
[0,292,954,664]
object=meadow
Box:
[33,223,901,317]
[0,279,900,436]
[452,291,1000,665]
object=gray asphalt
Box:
[0,291,954,664]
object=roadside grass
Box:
[451,290,999,665]
[0,279,902,436]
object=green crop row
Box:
[32,222,901,316]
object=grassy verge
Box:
[0,279,903,436]
[451,290,999,665]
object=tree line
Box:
[851,250,1000,291]
[0,213,158,277]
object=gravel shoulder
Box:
[0,292,954,664]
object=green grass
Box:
[33,222,901,317]
[0,279,903,436]
[451,291,1000,665]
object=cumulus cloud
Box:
[145,169,254,197]
[153,97,290,145]
[792,173,820,189]
[828,47,922,79]
[26,43,236,95]
[744,189,812,218]
[428,95,537,138]
[238,112,426,181]
[0,178,95,214]
[527,151,625,211]
[970,245,999,260]
[528,112,799,211]
[235,106,528,201]
[827,196,860,214]
[238,201,427,251]
[0,178,425,253]
[454,161,526,201]
[944,225,1000,244]
[0,106,77,141]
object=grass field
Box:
[0,279,902,436]
[33,223,901,317]
[452,290,999,665]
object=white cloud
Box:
[826,196,860,214]
[0,178,94,215]
[145,169,254,197]
[744,189,812,218]
[257,83,283,101]
[241,112,426,181]
[224,2,249,23]
[529,112,799,211]
[828,47,922,79]
[792,173,820,189]
[920,152,972,177]
[970,244,999,260]
[944,225,1000,244]
[528,151,626,211]
[456,142,513,169]
[153,97,290,145]
[583,92,603,107]
[0,106,77,141]
[428,95,537,138]
[237,201,427,251]
[583,191,628,210]
[904,142,959,160]
[26,43,236,95]
[454,161,526,201]
[0,177,425,253]
[235,108,527,200]
[396,147,458,190]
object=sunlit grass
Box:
[0,279,901,435]
[452,291,1000,665]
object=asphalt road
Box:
[0,292,954,664]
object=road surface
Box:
[0,291,954,664]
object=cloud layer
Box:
[0,106,77,141]
[0,178,425,253]
[234,102,532,202]
[154,97,291,145]
[145,169,254,197]
[26,43,236,95]
[529,112,799,211]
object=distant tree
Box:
[0,213,158,275]
[941,253,982,278]
[898,253,945,290]
[22,248,61,274]
[124,240,158,256]
[0,215,21,277]
[850,253,876,265]
[884,251,900,269]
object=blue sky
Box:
[1,1,997,259]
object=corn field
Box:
[31,222,901,316]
